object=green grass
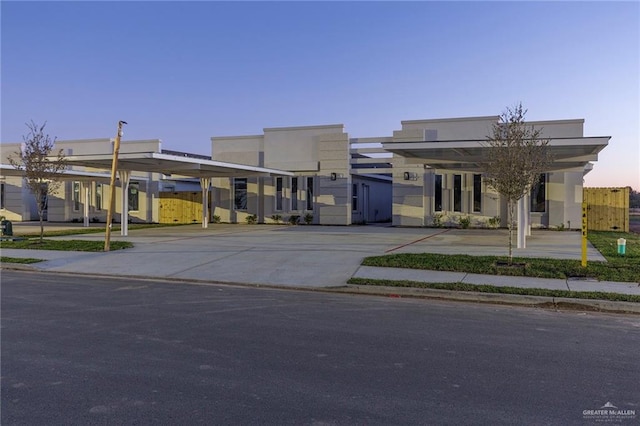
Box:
[360,231,640,283]
[15,223,185,238]
[0,239,133,251]
[347,277,640,303]
[1,256,43,264]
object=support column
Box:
[200,177,211,229]
[119,171,131,236]
[83,182,90,227]
[517,196,526,249]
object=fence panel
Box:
[584,187,629,232]
[159,192,203,224]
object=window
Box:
[531,174,546,212]
[275,177,283,211]
[0,183,5,209]
[434,175,442,212]
[352,183,358,211]
[291,177,298,210]
[95,183,103,211]
[234,178,247,210]
[453,174,462,212]
[128,182,139,212]
[473,174,482,213]
[306,177,314,210]
[72,181,80,211]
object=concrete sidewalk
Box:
[2,224,638,312]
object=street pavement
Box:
[3,271,639,425]
[1,223,638,312]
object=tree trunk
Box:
[507,199,514,264]
[38,210,44,243]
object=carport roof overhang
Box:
[60,151,294,178]
[0,164,116,182]
[382,136,610,172]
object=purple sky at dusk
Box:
[2,1,638,189]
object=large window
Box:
[473,174,482,213]
[95,183,103,211]
[434,175,443,212]
[0,183,5,210]
[128,182,139,212]
[72,181,81,211]
[352,183,358,211]
[234,178,247,210]
[291,177,298,210]
[453,174,462,212]
[306,177,314,210]
[531,174,546,212]
[275,177,283,211]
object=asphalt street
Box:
[2,271,639,425]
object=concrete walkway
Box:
[2,224,638,301]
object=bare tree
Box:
[482,103,553,263]
[9,121,67,242]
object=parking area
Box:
[2,223,606,288]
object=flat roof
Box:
[60,151,293,178]
[382,136,610,172]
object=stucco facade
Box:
[1,115,608,230]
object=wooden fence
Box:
[584,187,629,232]
[159,192,203,224]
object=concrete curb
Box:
[3,264,639,315]
[341,285,640,314]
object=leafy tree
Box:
[482,103,553,263]
[9,121,67,242]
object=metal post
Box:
[104,120,127,251]
[581,202,588,267]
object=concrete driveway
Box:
[1,223,605,288]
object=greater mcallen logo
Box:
[583,402,636,422]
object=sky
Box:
[2,1,639,190]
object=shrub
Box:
[303,213,313,224]
[458,216,471,229]
[271,214,282,224]
[246,214,258,225]
[487,216,501,229]
[432,213,444,228]
[288,215,300,225]
[211,215,221,224]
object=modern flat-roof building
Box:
[1,115,609,243]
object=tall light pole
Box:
[104,120,127,252]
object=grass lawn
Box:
[357,231,640,283]
[0,239,133,251]
[348,278,640,304]
[1,256,43,264]
[15,223,185,238]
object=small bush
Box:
[458,216,471,229]
[432,213,444,228]
[304,213,313,225]
[211,215,221,224]
[246,214,258,225]
[271,214,282,224]
[487,216,500,229]
[288,215,300,225]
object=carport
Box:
[0,164,124,227]
[382,136,610,247]
[60,151,293,235]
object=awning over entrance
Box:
[382,136,610,172]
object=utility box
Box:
[1,220,13,236]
